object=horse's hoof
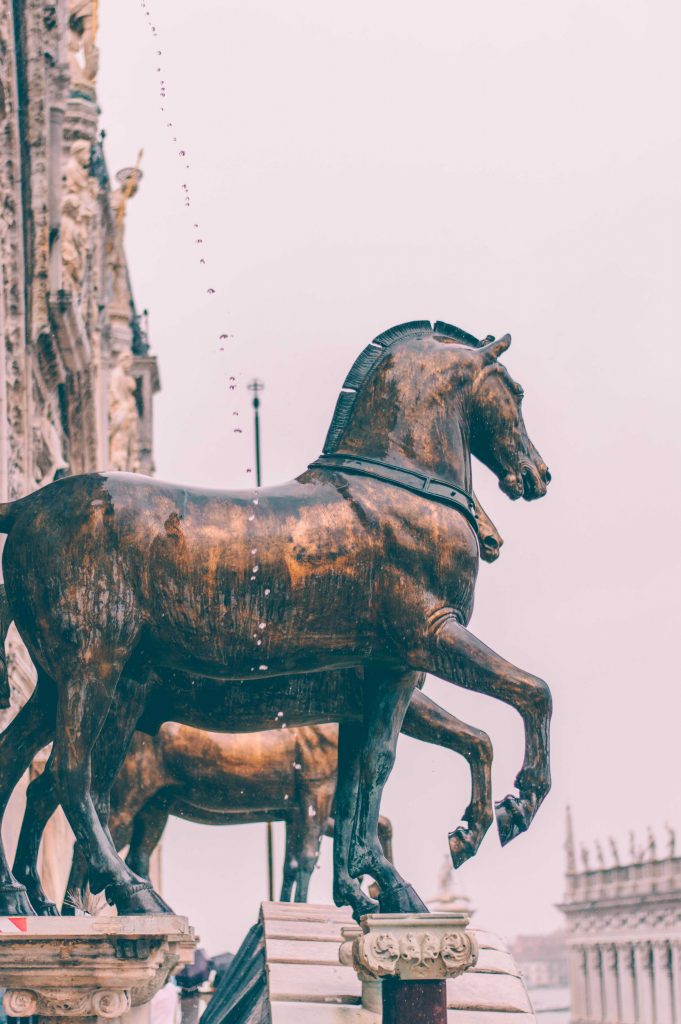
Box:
[107,881,174,915]
[335,887,378,922]
[495,796,529,846]
[0,883,37,916]
[378,882,428,915]
[449,828,477,868]
[32,897,60,916]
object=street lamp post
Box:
[247,379,273,902]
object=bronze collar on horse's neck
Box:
[308,453,479,535]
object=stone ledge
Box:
[0,914,196,1023]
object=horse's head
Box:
[469,335,551,501]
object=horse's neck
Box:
[339,397,472,490]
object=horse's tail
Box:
[0,584,12,710]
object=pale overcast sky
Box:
[97,0,681,954]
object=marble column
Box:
[635,942,655,1024]
[603,944,621,1023]
[653,941,674,1024]
[586,945,604,1022]
[671,941,681,1024]
[618,943,638,1024]
[571,946,589,1022]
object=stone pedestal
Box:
[339,912,478,1023]
[0,915,196,1024]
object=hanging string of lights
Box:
[134,1,271,678]
[136,0,235,349]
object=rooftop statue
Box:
[0,320,552,919]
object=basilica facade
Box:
[560,811,681,1024]
[0,0,159,902]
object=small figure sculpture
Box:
[580,845,591,872]
[68,0,99,90]
[595,841,605,870]
[109,167,142,315]
[32,415,68,488]
[608,836,620,867]
[64,139,93,197]
[629,830,638,863]
[60,193,85,294]
[647,828,657,862]
[60,141,97,297]
[666,823,676,859]
[108,351,139,471]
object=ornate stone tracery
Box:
[0,0,159,901]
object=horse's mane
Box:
[323,320,483,454]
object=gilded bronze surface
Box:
[0,321,551,919]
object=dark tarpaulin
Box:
[200,922,270,1024]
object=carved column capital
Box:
[4,986,130,1020]
[0,915,195,1024]
[339,912,478,982]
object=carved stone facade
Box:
[559,810,681,1024]
[0,0,159,902]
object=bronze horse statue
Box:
[0,320,551,919]
[59,723,384,907]
[7,495,504,913]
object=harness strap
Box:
[308,453,479,535]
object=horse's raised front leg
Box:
[348,669,427,914]
[0,672,57,915]
[408,618,552,846]
[402,689,494,867]
[332,721,378,920]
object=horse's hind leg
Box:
[401,689,494,868]
[280,819,299,902]
[125,792,172,880]
[13,750,61,914]
[15,673,145,916]
[348,669,426,914]
[294,781,334,903]
[0,671,57,915]
[51,659,169,915]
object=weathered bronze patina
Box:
[9,496,502,912]
[0,320,551,919]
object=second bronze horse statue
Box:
[0,320,552,919]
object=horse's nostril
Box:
[484,537,499,550]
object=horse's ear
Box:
[480,333,511,361]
